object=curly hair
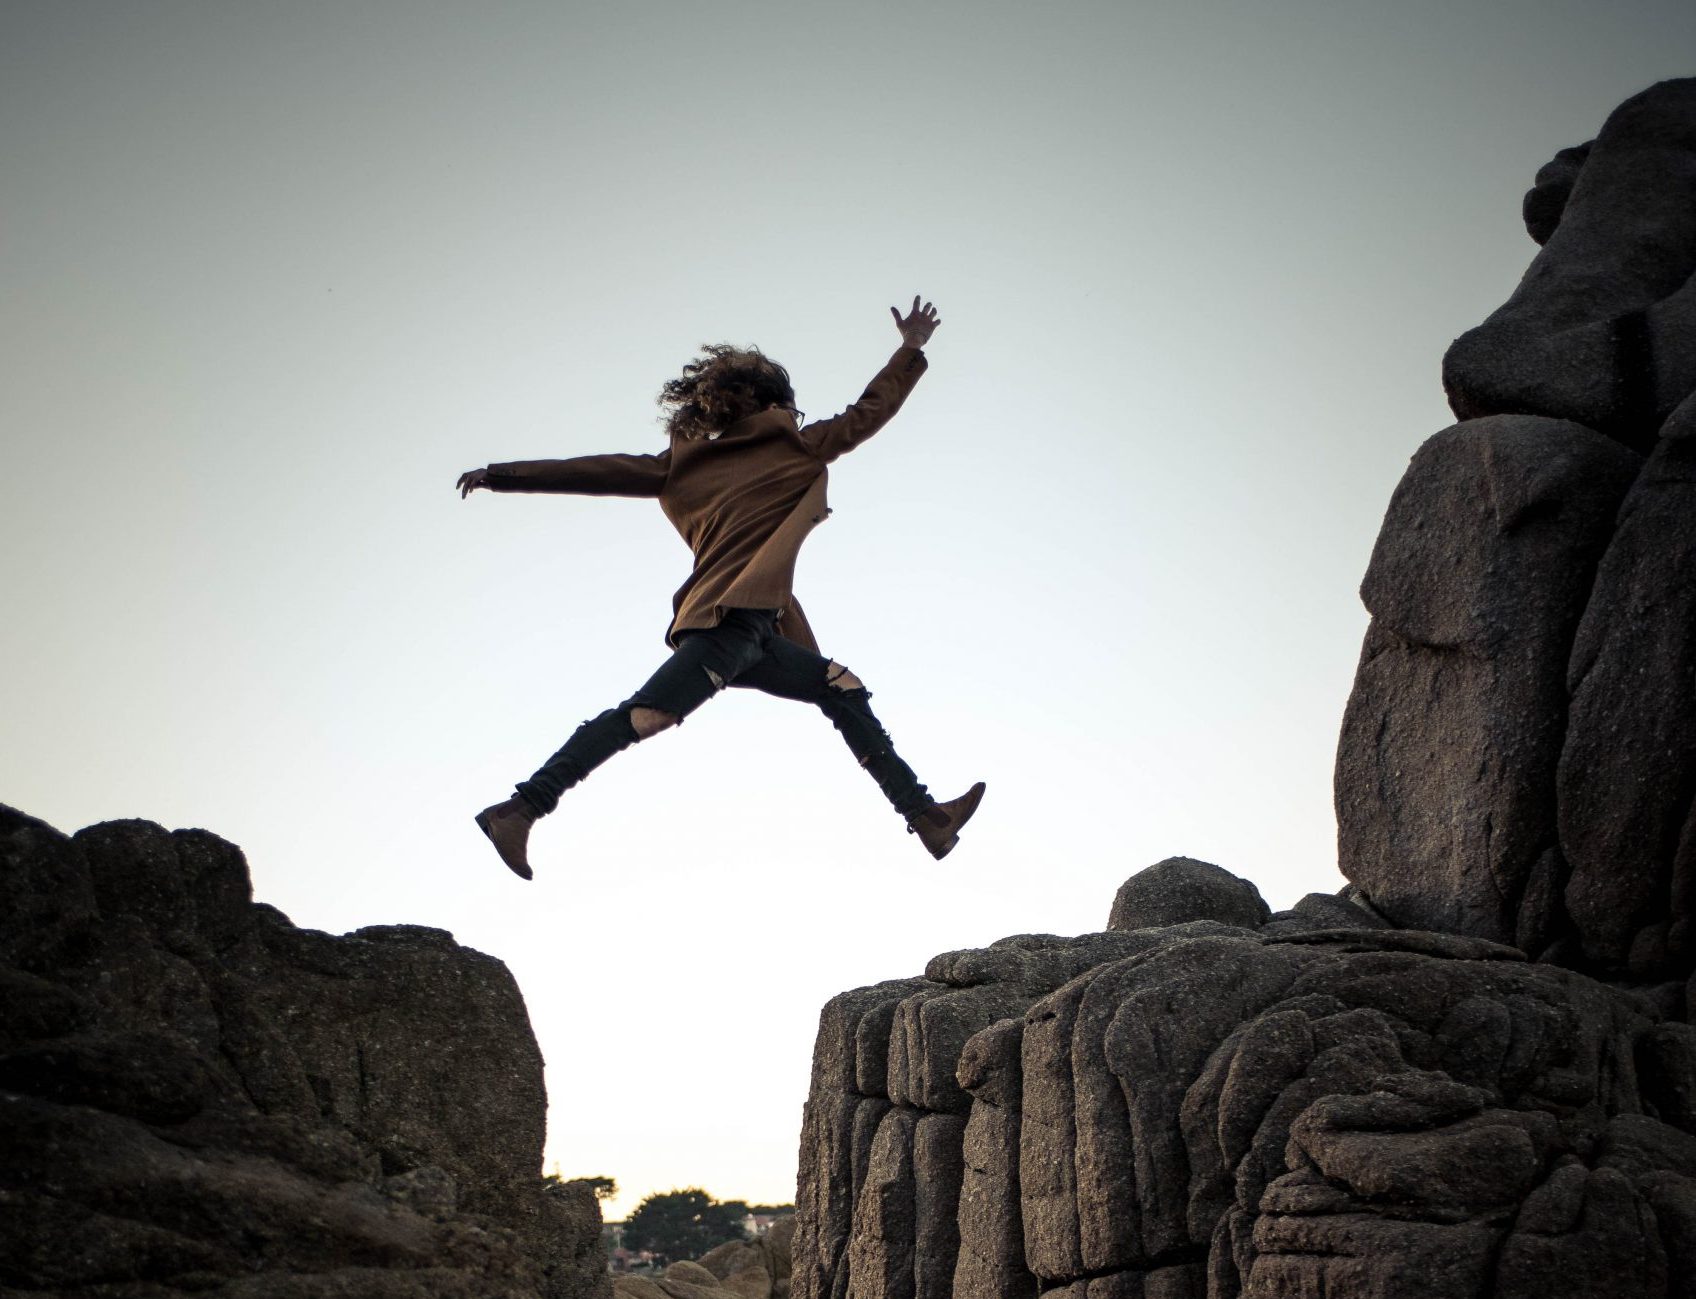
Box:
[657,344,796,441]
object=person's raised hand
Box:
[457,467,491,498]
[890,295,941,349]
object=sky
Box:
[4,0,1693,1220]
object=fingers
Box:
[892,296,941,340]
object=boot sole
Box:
[474,811,534,881]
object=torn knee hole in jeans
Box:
[826,661,864,691]
[628,705,679,739]
[702,665,726,690]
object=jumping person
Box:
[456,297,985,879]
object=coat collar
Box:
[704,406,800,443]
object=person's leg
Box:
[516,609,778,815]
[478,611,781,878]
[731,638,932,818]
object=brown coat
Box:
[484,346,929,654]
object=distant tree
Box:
[747,1204,795,1217]
[577,1176,619,1202]
[544,1172,618,1202]
[621,1188,750,1263]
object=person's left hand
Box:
[890,296,941,349]
[457,468,490,498]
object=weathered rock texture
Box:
[0,804,609,1299]
[794,871,1696,1299]
[1334,415,1639,947]
[613,1218,795,1299]
[793,78,1696,1299]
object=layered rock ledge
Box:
[793,863,1696,1299]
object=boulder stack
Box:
[792,77,1696,1299]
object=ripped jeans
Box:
[514,608,931,818]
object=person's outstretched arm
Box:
[456,449,671,499]
[801,296,941,465]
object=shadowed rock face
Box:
[794,78,1696,1299]
[1561,389,1696,978]
[1336,78,1696,988]
[1334,415,1640,948]
[1521,144,1591,247]
[0,805,609,1299]
[1444,78,1696,451]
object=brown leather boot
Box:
[906,781,986,860]
[475,797,539,880]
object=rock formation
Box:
[614,1218,795,1299]
[792,78,1696,1299]
[0,805,610,1299]
[1444,80,1696,451]
[1342,76,1696,987]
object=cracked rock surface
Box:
[794,885,1695,1299]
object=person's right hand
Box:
[890,295,941,349]
[457,468,490,498]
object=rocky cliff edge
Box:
[0,804,610,1299]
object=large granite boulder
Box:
[1107,857,1270,932]
[0,805,609,1299]
[1443,77,1696,450]
[1334,415,1639,948]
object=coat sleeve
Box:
[799,347,929,464]
[482,449,671,497]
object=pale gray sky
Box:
[4,0,1692,1217]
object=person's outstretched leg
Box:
[477,610,778,878]
[732,638,985,857]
